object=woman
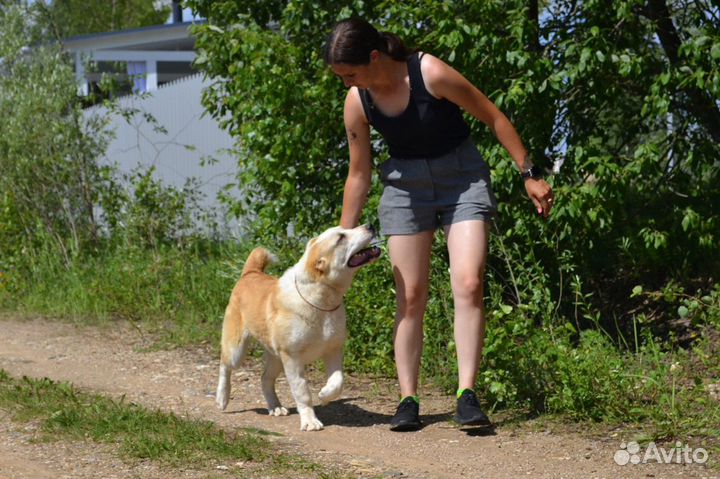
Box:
[323,18,553,431]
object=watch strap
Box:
[521,165,543,179]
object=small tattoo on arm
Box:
[347,129,358,142]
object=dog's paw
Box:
[216,390,230,410]
[268,406,288,416]
[318,386,341,405]
[300,417,324,431]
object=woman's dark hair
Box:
[323,17,412,65]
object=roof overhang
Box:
[62,20,206,52]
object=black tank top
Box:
[359,52,471,159]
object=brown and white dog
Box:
[215,225,380,431]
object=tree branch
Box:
[644,0,720,143]
[527,0,541,52]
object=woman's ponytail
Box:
[380,32,413,61]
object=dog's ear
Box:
[314,257,328,275]
[305,240,327,279]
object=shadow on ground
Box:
[224,397,497,436]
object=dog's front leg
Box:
[319,347,343,404]
[281,354,323,431]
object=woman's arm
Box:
[420,54,554,216]
[420,54,528,168]
[340,87,373,228]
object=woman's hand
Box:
[524,178,554,219]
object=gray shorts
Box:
[377,139,498,236]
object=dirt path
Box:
[0,316,713,479]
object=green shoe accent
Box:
[401,395,419,405]
[456,388,474,399]
[454,389,491,427]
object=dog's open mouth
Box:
[347,246,381,268]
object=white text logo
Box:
[614,441,708,466]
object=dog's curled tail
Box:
[241,247,276,276]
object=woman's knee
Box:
[396,285,429,316]
[451,274,484,302]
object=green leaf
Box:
[500,304,513,315]
[489,381,506,395]
[711,43,720,59]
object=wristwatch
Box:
[520,165,543,180]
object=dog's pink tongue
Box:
[348,246,381,267]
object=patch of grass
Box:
[1,242,244,347]
[0,370,356,477]
[2,237,719,466]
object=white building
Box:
[64,9,242,234]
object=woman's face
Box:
[330,49,380,89]
[330,62,373,89]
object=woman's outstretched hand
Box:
[524,179,554,219]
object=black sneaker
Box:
[390,396,422,431]
[454,389,492,427]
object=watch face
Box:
[522,166,542,179]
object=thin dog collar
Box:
[293,274,342,312]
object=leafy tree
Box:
[535,0,720,325]
[186,0,718,312]
[0,4,111,266]
[35,0,171,40]
[184,0,720,408]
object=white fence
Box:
[85,73,242,234]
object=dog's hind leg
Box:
[216,326,252,411]
[318,347,344,405]
[261,351,288,416]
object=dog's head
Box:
[300,224,381,289]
